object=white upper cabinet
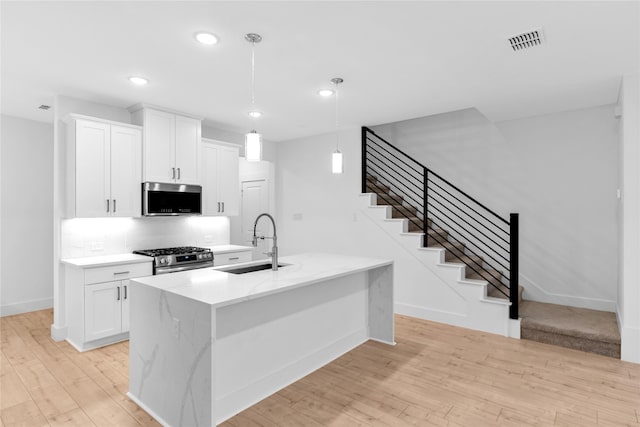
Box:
[129,105,202,185]
[201,138,240,216]
[66,115,142,218]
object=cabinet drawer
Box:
[84,262,152,285]
[213,251,252,267]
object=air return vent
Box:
[508,29,543,51]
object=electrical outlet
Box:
[172,317,180,339]
[90,241,104,251]
[293,213,303,221]
[204,235,213,244]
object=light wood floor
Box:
[1,310,639,426]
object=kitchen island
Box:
[127,253,394,427]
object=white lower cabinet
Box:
[64,259,152,352]
[84,279,129,342]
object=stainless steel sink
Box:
[218,262,288,274]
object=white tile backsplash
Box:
[61,216,230,259]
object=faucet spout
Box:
[252,213,278,271]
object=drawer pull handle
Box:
[114,271,130,275]
[229,257,239,261]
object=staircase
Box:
[361,126,621,358]
[366,175,522,305]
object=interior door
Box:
[241,180,270,259]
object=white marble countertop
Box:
[207,244,254,254]
[130,253,392,308]
[61,253,152,268]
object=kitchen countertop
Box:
[130,252,392,308]
[61,253,152,268]
[207,244,253,254]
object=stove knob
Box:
[198,254,203,259]
[159,257,167,264]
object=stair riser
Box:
[521,328,621,359]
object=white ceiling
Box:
[2,1,638,142]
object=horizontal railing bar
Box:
[427,229,508,296]
[366,163,425,211]
[428,190,511,251]
[367,137,424,175]
[427,171,509,226]
[427,207,511,272]
[366,141,423,181]
[365,180,425,218]
[364,127,424,170]
[366,148,424,194]
[365,127,509,227]
[428,178,509,234]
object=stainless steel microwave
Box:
[142,182,202,216]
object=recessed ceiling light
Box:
[129,76,149,86]
[38,104,51,110]
[195,32,219,45]
[318,89,334,97]
[248,110,262,118]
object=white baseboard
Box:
[50,323,67,341]
[620,325,640,364]
[519,273,616,312]
[0,297,53,317]
[395,302,466,326]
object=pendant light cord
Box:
[334,80,340,151]
[251,41,256,107]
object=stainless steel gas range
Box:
[133,246,213,275]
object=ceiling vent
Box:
[38,104,51,110]
[508,29,543,51]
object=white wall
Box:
[618,73,640,363]
[1,115,54,315]
[372,105,619,312]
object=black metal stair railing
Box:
[361,126,520,320]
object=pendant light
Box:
[245,33,262,162]
[331,77,344,174]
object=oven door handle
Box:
[154,261,214,275]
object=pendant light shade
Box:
[331,77,344,174]
[245,33,263,162]
[245,130,262,162]
[332,150,343,174]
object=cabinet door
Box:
[110,125,142,217]
[121,279,130,333]
[144,109,176,183]
[218,146,240,216]
[84,281,122,341]
[174,115,201,185]
[201,143,221,215]
[75,120,110,217]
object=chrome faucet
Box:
[251,213,278,271]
